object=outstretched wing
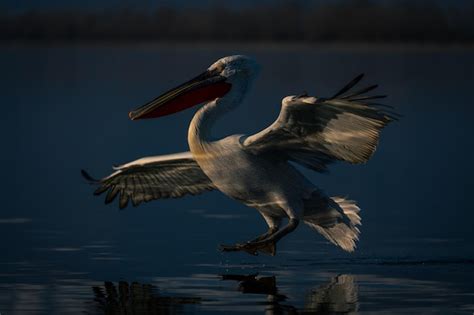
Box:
[243,74,398,172]
[81,152,215,209]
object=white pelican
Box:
[82,55,397,256]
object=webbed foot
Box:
[219,240,277,256]
[219,243,258,255]
[245,240,277,256]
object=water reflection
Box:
[222,274,295,313]
[305,274,358,313]
[89,281,200,314]
[86,274,358,314]
[221,273,357,314]
[1,267,473,314]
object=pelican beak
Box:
[129,69,231,120]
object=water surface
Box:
[1,43,473,314]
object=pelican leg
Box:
[219,227,278,255]
[250,226,279,242]
[254,213,281,242]
[220,214,280,255]
[240,218,300,256]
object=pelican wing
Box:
[243,74,397,172]
[82,152,215,209]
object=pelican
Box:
[82,55,396,256]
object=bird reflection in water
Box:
[89,275,357,314]
[221,273,358,314]
[222,274,295,313]
[89,281,200,314]
[305,274,359,314]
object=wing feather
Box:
[82,151,215,209]
[331,73,365,98]
[243,75,397,172]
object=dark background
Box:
[1,0,474,43]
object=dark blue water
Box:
[1,43,473,314]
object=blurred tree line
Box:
[1,0,473,43]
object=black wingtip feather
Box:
[105,185,119,204]
[342,84,378,99]
[81,169,99,183]
[350,95,387,102]
[94,185,109,196]
[331,73,365,99]
[384,110,403,121]
[365,102,395,109]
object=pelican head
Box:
[208,55,260,84]
[129,55,260,120]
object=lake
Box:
[1,42,473,314]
